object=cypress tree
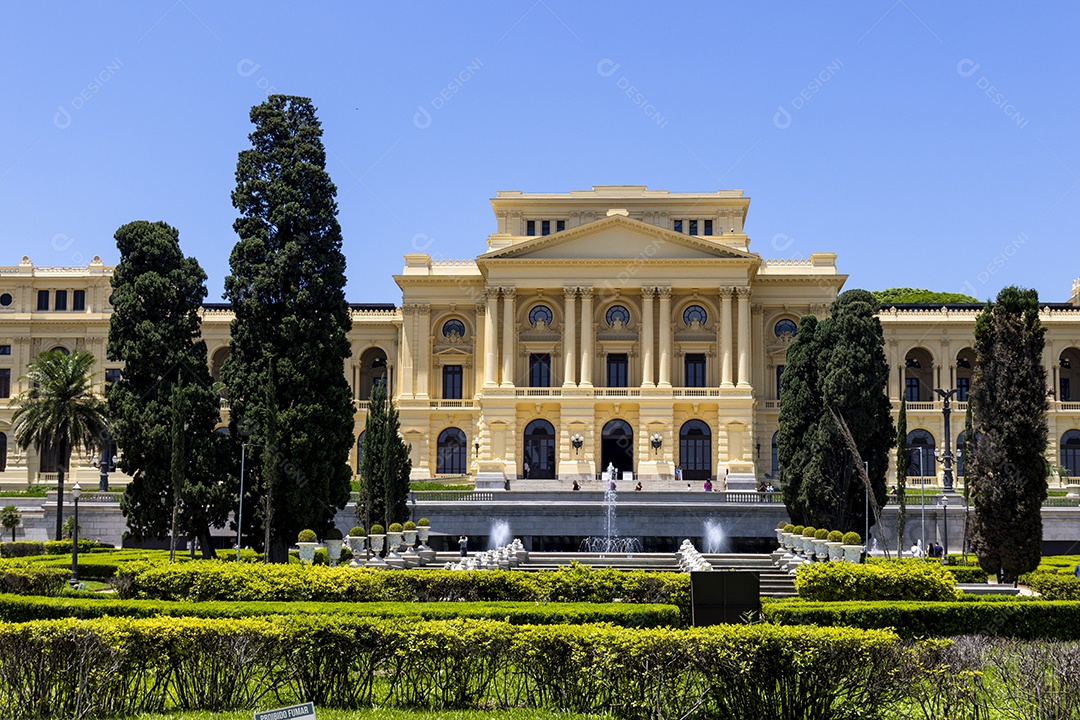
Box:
[962,401,974,563]
[777,315,820,522]
[969,286,1048,582]
[107,220,229,557]
[896,398,907,555]
[223,95,354,561]
[359,382,388,530]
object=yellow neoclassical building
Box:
[1,186,1079,492]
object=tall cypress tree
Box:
[358,380,412,529]
[223,95,354,561]
[969,286,1048,582]
[896,398,907,555]
[382,396,412,526]
[778,290,894,532]
[108,220,229,557]
[962,401,974,562]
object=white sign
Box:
[254,702,315,720]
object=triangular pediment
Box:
[478,215,756,262]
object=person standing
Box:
[458,535,468,557]
[523,460,530,479]
[703,479,713,492]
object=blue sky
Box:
[1,3,1077,303]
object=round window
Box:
[683,304,707,325]
[774,319,798,337]
[606,305,630,326]
[0,293,12,307]
[529,305,553,326]
[442,319,466,338]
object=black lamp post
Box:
[934,387,957,495]
[650,433,662,456]
[91,443,113,492]
[939,494,949,558]
[70,482,81,588]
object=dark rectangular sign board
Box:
[690,571,760,626]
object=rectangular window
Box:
[905,377,920,402]
[54,290,67,311]
[442,365,463,400]
[556,219,565,232]
[0,368,9,398]
[541,220,550,236]
[105,368,122,391]
[685,353,706,387]
[0,345,9,355]
[526,220,536,236]
[1063,378,1072,403]
[704,219,713,236]
[529,353,551,388]
[956,377,969,402]
[37,290,49,311]
[673,219,683,233]
[689,219,698,236]
[607,353,629,388]
[776,365,785,399]
[72,290,85,311]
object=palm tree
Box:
[11,349,109,540]
[0,505,19,542]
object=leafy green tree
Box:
[223,95,354,562]
[12,350,108,540]
[872,288,980,305]
[108,220,230,558]
[1,505,20,542]
[382,393,412,526]
[778,290,894,532]
[896,398,907,555]
[969,287,1048,582]
[358,381,412,529]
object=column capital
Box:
[735,286,752,300]
[417,303,431,314]
[483,287,499,301]
[475,303,486,316]
[563,286,578,299]
[578,286,593,299]
[501,286,516,298]
[657,286,672,300]
[751,303,764,316]
[720,287,735,299]
[402,303,420,315]
[641,286,656,298]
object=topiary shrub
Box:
[404,521,416,531]
[842,532,861,546]
[802,526,817,538]
[815,528,829,541]
[827,531,844,543]
[369,524,385,535]
[777,520,788,529]
[324,527,343,541]
[783,524,795,533]
[297,529,317,543]
[349,526,365,537]
[795,560,958,602]
[792,525,805,536]
[388,523,403,533]
[418,518,430,527]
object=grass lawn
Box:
[119,710,609,720]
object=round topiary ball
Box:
[369,524,385,535]
[827,530,844,543]
[297,529,317,543]
[324,527,343,540]
[404,521,416,530]
[350,526,365,537]
[388,523,403,533]
[792,525,805,536]
[802,526,816,538]
[842,531,862,546]
[784,524,795,533]
[815,528,829,540]
[418,518,430,527]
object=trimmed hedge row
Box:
[1019,571,1080,600]
[0,593,679,627]
[0,540,106,558]
[0,616,903,719]
[1,550,174,581]
[0,567,69,596]
[765,598,1080,639]
[795,560,957,601]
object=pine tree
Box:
[107,220,228,558]
[896,398,907,555]
[223,95,354,561]
[969,286,1048,582]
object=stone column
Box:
[658,287,672,387]
[416,304,431,398]
[500,288,515,388]
[579,286,594,388]
[483,289,499,387]
[400,304,415,397]
[563,287,577,387]
[736,287,751,388]
[474,303,486,393]
[641,286,655,387]
[720,287,733,387]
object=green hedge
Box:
[1019,571,1080,600]
[0,549,176,581]
[764,598,1080,639]
[0,615,903,719]
[944,565,989,583]
[795,560,957,601]
[0,593,680,628]
[0,542,45,558]
[0,567,69,596]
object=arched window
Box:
[356,430,366,475]
[906,430,936,477]
[0,432,6,473]
[523,419,556,479]
[774,319,797,337]
[436,427,467,475]
[679,420,711,481]
[1062,430,1080,479]
[50,346,70,356]
[605,305,630,326]
[529,305,553,326]
[442,319,465,338]
[683,304,707,326]
[771,431,779,478]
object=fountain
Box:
[578,479,642,554]
[489,519,511,549]
[703,518,725,554]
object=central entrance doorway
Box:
[679,419,712,481]
[601,419,634,476]
[523,419,556,479]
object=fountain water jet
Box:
[489,519,511,549]
[578,480,642,554]
[703,518,725,554]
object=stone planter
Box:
[775,529,785,547]
[812,539,828,560]
[403,529,417,547]
[368,534,385,555]
[296,542,320,565]
[826,541,844,562]
[386,532,403,554]
[417,525,430,543]
[801,537,816,557]
[416,526,436,564]
[842,544,863,563]
[325,539,343,567]
[347,535,367,566]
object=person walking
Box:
[458,535,468,557]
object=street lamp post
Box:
[920,447,927,553]
[70,482,81,588]
[934,388,957,495]
[939,494,949,558]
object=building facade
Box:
[2,186,1079,492]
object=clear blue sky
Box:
[2,3,1076,303]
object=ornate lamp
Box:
[650,433,663,455]
[570,433,584,455]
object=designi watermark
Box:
[414,58,484,130]
[957,59,1028,129]
[773,58,843,130]
[597,59,669,129]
